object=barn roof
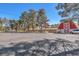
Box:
[58,20,78,29]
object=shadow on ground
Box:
[0,38,79,56]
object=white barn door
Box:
[64,22,70,33]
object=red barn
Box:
[58,20,78,33]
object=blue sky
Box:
[0,3,61,25]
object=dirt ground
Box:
[0,33,79,56]
[0,33,79,46]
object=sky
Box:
[0,3,61,25]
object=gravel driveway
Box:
[0,33,79,45]
[0,33,79,56]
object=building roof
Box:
[58,20,78,29]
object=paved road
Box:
[0,33,79,45]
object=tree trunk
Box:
[32,24,34,32]
[40,25,43,32]
[27,25,30,32]
[45,23,47,32]
[15,26,17,32]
